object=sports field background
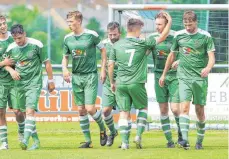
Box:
[1,122,228,159]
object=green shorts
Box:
[154,72,180,103]
[115,83,147,111]
[0,84,25,111]
[17,84,42,111]
[178,78,208,106]
[72,72,98,106]
[102,81,116,109]
[8,87,25,112]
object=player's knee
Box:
[0,110,5,117]
[13,109,20,115]
[103,107,112,117]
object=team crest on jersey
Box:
[72,49,86,58]
[27,50,36,59]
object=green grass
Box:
[1,122,228,159]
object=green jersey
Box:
[150,30,178,73]
[0,32,14,85]
[102,38,118,85]
[63,29,104,74]
[171,28,215,80]
[6,38,48,87]
[109,36,156,84]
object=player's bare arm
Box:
[100,47,107,84]
[4,65,20,80]
[159,52,175,87]
[156,12,172,44]
[108,61,115,92]
[0,57,14,67]
[62,55,71,83]
[44,60,55,92]
[201,51,215,78]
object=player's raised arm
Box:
[156,12,172,44]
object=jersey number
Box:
[125,49,135,66]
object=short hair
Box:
[155,12,168,24]
[11,24,24,35]
[107,21,120,32]
[183,10,197,22]
[127,18,144,32]
[0,15,6,21]
[66,11,83,23]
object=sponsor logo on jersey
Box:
[17,60,30,67]
[156,49,167,59]
[183,47,192,54]
[72,49,86,58]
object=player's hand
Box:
[171,60,179,70]
[9,70,20,80]
[63,69,71,83]
[100,69,106,84]
[163,12,172,23]
[159,75,165,87]
[201,67,211,78]
[48,82,55,93]
[110,82,116,93]
[3,58,14,66]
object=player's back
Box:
[112,37,153,84]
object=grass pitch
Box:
[0,122,228,159]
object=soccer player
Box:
[0,15,25,150]
[102,22,132,147]
[5,24,55,150]
[108,13,172,150]
[149,12,182,148]
[159,11,215,150]
[62,11,107,148]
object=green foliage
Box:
[86,17,105,38]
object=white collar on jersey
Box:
[0,31,10,41]
[185,28,200,35]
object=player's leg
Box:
[168,76,182,144]
[9,86,25,143]
[130,83,148,149]
[20,85,41,150]
[193,80,208,150]
[102,83,118,146]
[0,85,10,150]
[72,74,92,148]
[155,73,174,147]
[116,84,131,150]
[84,73,107,146]
[177,79,192,150]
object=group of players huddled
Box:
[0,9,215,151]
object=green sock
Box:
[196,120,206,144]
[0,125,7,144]
[175,116,182,138]
[92,110,105,132]
[79,115,91,142]
[24,116,36,144]
[119,119,129,144]
[127,120,132,140]
[136,110,147,137]
[179,115,190,142]
[31,125,40,143]
[104,113,116,135]
[18,121,25,134]
[160,115,173,143]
